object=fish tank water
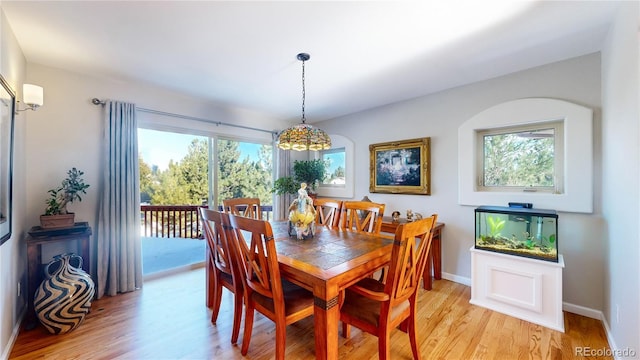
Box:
[475,206,558,262]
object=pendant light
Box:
[277,53,331,151]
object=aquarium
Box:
[475,205,558,262]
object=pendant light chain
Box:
[301,58,306,123]
[276,52,331,151]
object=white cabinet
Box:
[470,247,565,332]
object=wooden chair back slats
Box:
[313,198,343,228]
[340,200,385,234]
[228,215,276,296]
[222,197,262,219]
[414,214,439,287]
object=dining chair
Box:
[199,208,243,344]
[340,200,386,234]
[222,197,262,219]
[314,198,343,228]
[226,213,315,360]
[341,200,387,280]
[340,214,438,360]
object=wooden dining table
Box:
[271,222,394,359]
[207,220,394,360]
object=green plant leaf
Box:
[44,168,89,215]
[271,176,298,196]
[292,159,327,191]
[487,215,506,236]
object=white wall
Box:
[319,53,605,313]
[0,8,27,360]
[601,2,640,353]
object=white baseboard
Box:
[441,271,471,286]
[2,307,26,360]
[599,317,623,359]
[562,301,603,320]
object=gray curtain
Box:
[274,147,291,220]
[97,100,142,299]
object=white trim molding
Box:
[459,98,593,213]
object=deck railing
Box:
[140,204,274,239]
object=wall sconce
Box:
[16,84,44,113]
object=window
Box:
[477,121,563,193]
[459,98,593,213]
[320,147,346,186]
[316,134,354,198]
[138,129,272,208]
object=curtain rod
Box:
[91,98,278,135]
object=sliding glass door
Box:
[138,128,273,275]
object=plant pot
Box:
[40,214,75,229]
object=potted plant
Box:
[272,159,327,196]
[40,168,90,229]
[272,176,299,196]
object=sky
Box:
[323,152,344,175]
[138,128,263,170]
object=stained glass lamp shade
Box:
[277,123,331,151]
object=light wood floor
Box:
[10,268,612,360]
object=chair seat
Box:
[341,278,409,328]
[252,279,314,315]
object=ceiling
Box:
[1,1,622,123]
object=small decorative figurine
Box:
[414,213,423,220]
[288,183,317,240]
[391,211,401,222]
[406,209,414,222]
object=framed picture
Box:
[0,75,15,245]
[369,137,431,195]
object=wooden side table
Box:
[25,224,92,329]
[381,217,444,290]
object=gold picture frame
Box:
[369,137,431,195]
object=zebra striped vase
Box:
[34,253,95,334]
